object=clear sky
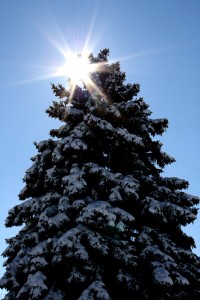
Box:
[0,0,200,283]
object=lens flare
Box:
[58,51,97,86]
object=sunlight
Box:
[2,8,191,91]
[57,51,96,86]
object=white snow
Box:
[16,271,48,299]
[153,267,173,286]
[78,281,111,300]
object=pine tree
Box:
[1,49,200,299]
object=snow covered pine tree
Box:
[1,49,200,299]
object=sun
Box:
[58,51,97,86]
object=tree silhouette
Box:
[1,49,200,299]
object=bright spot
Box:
[58,51,96,86]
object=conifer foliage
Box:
[1,49,200,299]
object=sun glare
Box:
[6,14,179,91]
[7,18,109,94]
[58,51,96,86]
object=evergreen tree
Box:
[1,49,200,299]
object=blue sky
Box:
[0,0,200,282]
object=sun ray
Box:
[0,72,62,88]
[3,8,108,93]
[109,40,197,65]
[5,8,197,94]
[82,1,101,53]
[13,9,197,99]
